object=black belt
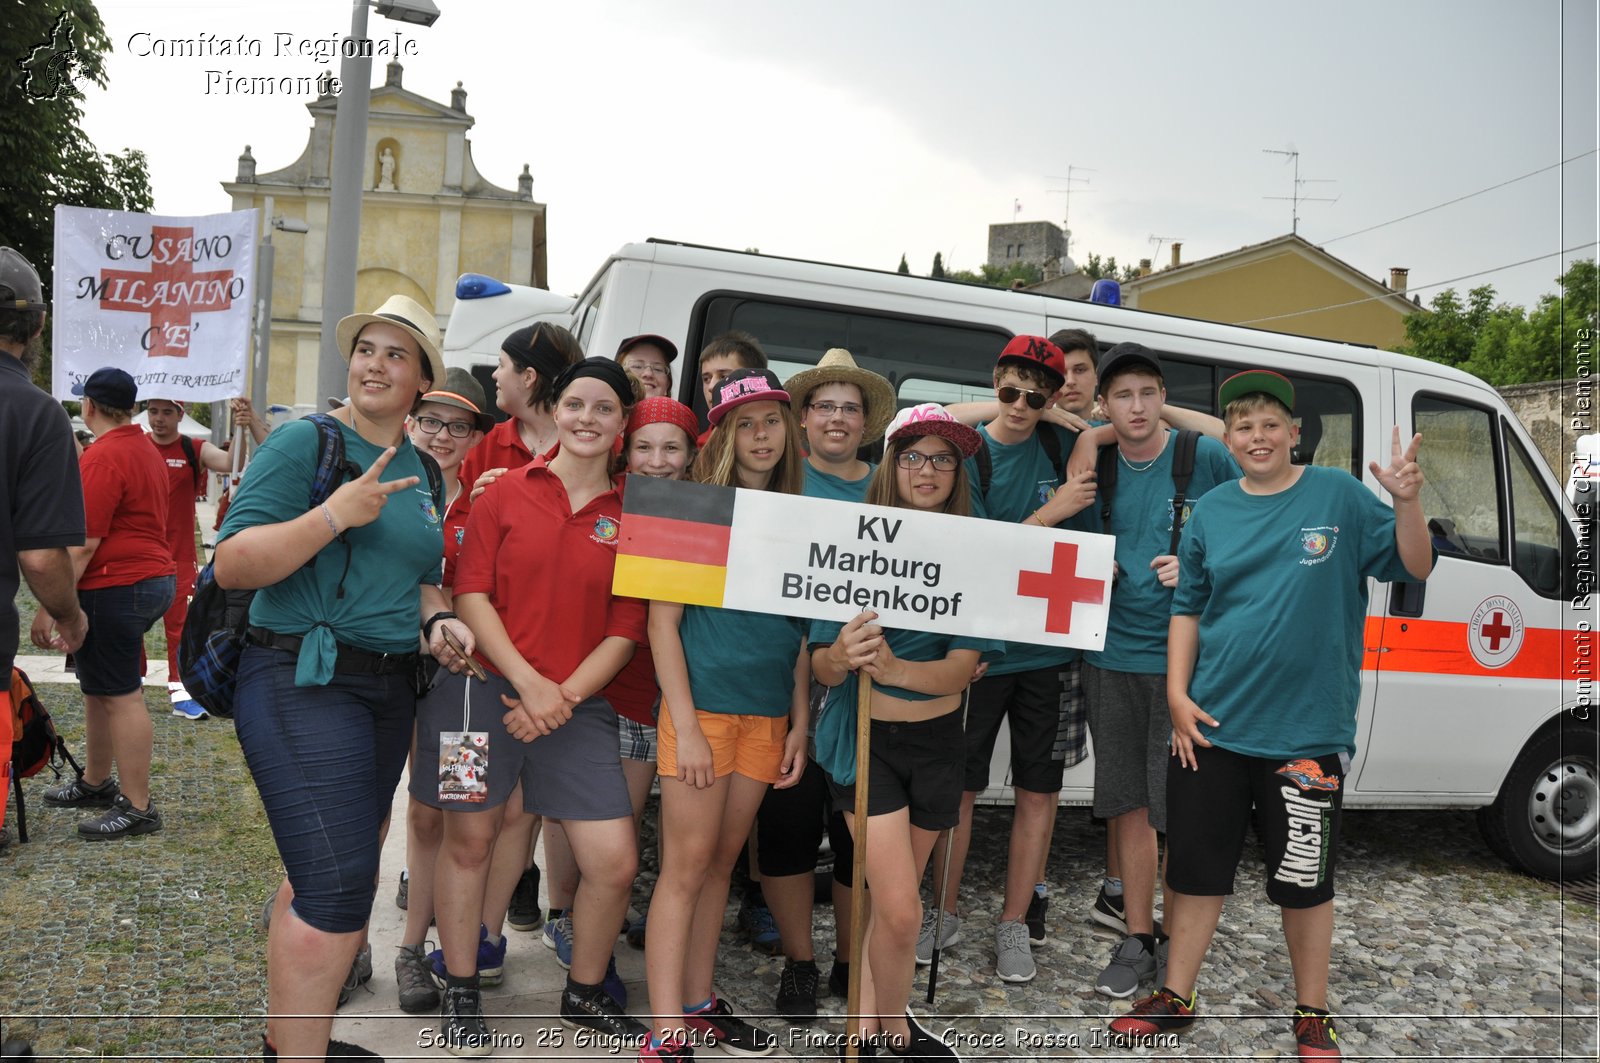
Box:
[247,626,420,676]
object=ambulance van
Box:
[444,239,1595,880]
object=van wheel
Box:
[1479,722,1599,880]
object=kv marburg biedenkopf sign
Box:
[52,205,257,404]
[613,476,1114,650]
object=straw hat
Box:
[782,348,897,445]
[334,294,446,387]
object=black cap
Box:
[73,367,138,409]
[1096,343,1163,393]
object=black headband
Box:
[552,357,634,407]
[501,324,568,382]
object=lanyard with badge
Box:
[438,628,490,804]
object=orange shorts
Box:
[657,707,788,784]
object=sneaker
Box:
[1107,987,1197,1043]
[1095,936,1156,998]
[543,910,573,969]
[439,984,493,1057]
[77,794,162,840]
[1292,1007,1341,1059]
[639,1035,694,1061]
[603,954,628,1010]
[993,919,1035,984]
[827,955,849,997]
[1090,884,1127,933]
[43,773,117,809]
[261,1033,381,1058]
[1024,888,1049,945]
[560,980,648,1047]
[260,884,279,930]
[430,925,506,988]
[1154,932,1170,989]
[396,868,409,911]
[684,996,775,1056]
[914,910,961,966]
[737,896,781,956]
[905,1009,958,1059]
[625,909,648,950]
[170,695,208,720]
[507,866,543,932]
[775,958,820,1023]
[337,943,374,1007]
[396,942,441,1014]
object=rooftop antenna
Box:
[1149,234,1183,262]
[1262,148,1338,234]
[1045,165,1095,257]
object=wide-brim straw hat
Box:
[783,348,897,445]
[334,294,446,388]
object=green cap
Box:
[1219,369,1294,413]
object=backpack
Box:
[178,414,443,717]
[973,423,1066,503]
[177,434,206,500]
[9,665,85,843]
[1096,428,1200,556]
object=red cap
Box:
[996,335,1067,388]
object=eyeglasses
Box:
[623,360,668,377]
[997,385,1049,410]
[894,451,960,472]
[807,401,864,419]
[413,415,474,438]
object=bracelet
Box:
[319,502,340,536]
[1031,511,1047,527]
[423,611,458,640]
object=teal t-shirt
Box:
[1172,466,1421,760]
[803,462,874,502]
[218,418,443,686]
[966,422,1081,675]
[1084,429,1240,675]
[806,619,1004,702]
[678,605,806,717]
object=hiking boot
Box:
[543,909,573,969]
[775,958,820,1023]
[639,1036,694,1061]
[684,996,775,1056]
[625,909,648,949]
[1024,888,1049,945]
[261,1032,381,1059]
[993,919,1035,983]
[395,868,409,911]
[396,943,440,1014]
[905,1009,958,1059]
[429,925,506,988]
[914,910,961,966]
[827,954,849,997]
[77,794,162,840]
[1095,936,1156,998]
[1293,1007,1341,1059]
[1107,987,1197,1043]
[439,984,493,1057]
[43,773,117,809]
[507,866,542,932]
[1090,884,1127,933]
[737,896,781,956]
[603,954,628,1009]
[560,980,648,1047]
[337,944,374,1007]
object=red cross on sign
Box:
[1480,611,1513,651]
[1017,541,1107,635]
[97,226,236,357]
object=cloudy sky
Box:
[76,0,1597,310]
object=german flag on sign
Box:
[614,475,735,607]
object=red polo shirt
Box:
[151,435,205,570]
[439,483,470,589]
[79,424,177,591]
[458,418,536,499]
[454,458,646,685]
[601,634,657,726]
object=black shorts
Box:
[1166,744,1346,909]
[962,662,1086,794]
[827,710,965,831]
[756,758,830,877]
[76,575,175,696]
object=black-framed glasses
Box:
[894,451,960,472]
[997,385,1049,410]
[807,400,865,418]
[413,415,474,438]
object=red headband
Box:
[627,397,700,442]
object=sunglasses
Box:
[997,385,1049,410]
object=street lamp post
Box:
[318,0,441,406]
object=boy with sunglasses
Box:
[923,335,1097,984]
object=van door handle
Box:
[1389,581,1426,618]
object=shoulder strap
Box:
[1037,424,1067,485]
[305,412,356,506]
[1167,429,1201,555]
[178,434,204,492]
[414,446,444,513]
[975,443,992,499]
[1096,442,1119,526]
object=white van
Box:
[444,239,1596,880]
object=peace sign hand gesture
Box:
[325,447,420,531]
[1370,426,1425,503]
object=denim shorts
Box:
[75,575,176,696]
[232,643,416,933]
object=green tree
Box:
[1081,251,1141,283]
[931,252,946,279]
[2,1,155,386]
[896,254,910,275]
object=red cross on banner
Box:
[97,226,237,357]
[1017,541,1108,635]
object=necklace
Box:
[1119,449,1160,472]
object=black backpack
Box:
[1096,428,1200,556]
[9,665,84,843]
[177,414,442,717]
[973,424,1066,503]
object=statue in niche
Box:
[377,147,396,191]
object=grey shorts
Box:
[412,670,632,821]
[1084,662,1172,833]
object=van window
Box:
[576,288,602,353]
[1505,421,1563,596]
[1413,394,1504,563]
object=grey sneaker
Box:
[994,919,1036,983]
[1154,932,1170,989]
[77,794,161,839]
[43,773,117,808]
[396,942,440,1014]
[337,943,374,1007]
[914,909,961,966]
[1095,935,1156,998]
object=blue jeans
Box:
[76,575,176,696]
[232,644,415,932]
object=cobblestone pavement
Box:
[2,683,1596,1060]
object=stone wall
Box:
[1499,378,1573,480]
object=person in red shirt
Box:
[141,397,268,719]
[457,322,584,495]
[39,368,176,839]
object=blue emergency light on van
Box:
[1089,279,1121,306]
[456,273,513,299]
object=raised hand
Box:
[1370,427,1424,502]
[324,447,420,531]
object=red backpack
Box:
[9,666,84,842]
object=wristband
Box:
[423,611,458,640]
[319,502,340,536]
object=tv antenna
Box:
[1149,234,1183,263]
[1262,148,1338,233]
[1045,165,1095,256]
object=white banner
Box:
[52,205,257,403]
